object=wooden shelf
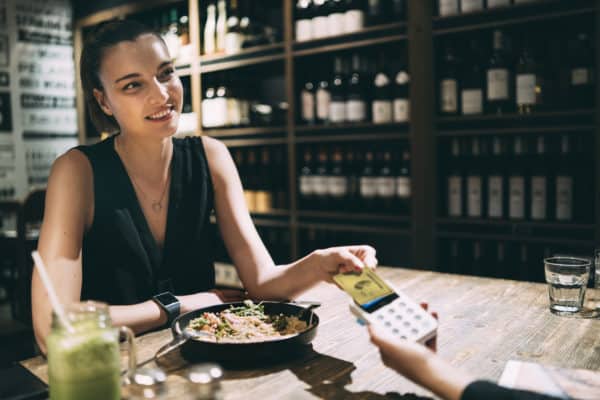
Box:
[437,109,595,124]
[437,218,595,231]
[437,124,595,137]
[293,32,407,57]
[212,137,288,147]
[251,210,291,218]
[297,221,411,236]
[210,213,290,228]
[298,210,410,225]
[295,132,409,144]
[432,0,595,36]
[75,0,184,28]
[436,231,595,247]
[202,126,286,138]
[199,43,285,73]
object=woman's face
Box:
[93,34,183,139]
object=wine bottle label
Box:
[327,13,345,37]
[487,0,511,7]
[255,191,273,213]
[299,175,314,196]
[312,176,329,196]
[461,0,484,12]
[461,89,483,115]
[202,99,215,127]
[393,98,410,122]
[343,10,364,33]
[467,175,482,217]
[224,32,243,54]
[396,176,411,199]
[226,98,241,126]
[509,176,525,219]
[376,176,395,198]
[212,98,227,127]
[329,101,346,122]
[487,69,509,100]
[316,88,331,120]
[571,68,590,86]
[441,79,458,113]
[360,176,378,198]
[487,175,503,218]
[530,176,547,220]
[312,16,329,39]
[296,19,313,42]
[301,90,315,122]
[556,175,573,220]
[448,175,462,217]
[240,99,250,125]
[516,73,536,105]
[328,176,348,197]
[346,100,366,122]
[372,101,393,123]
[439,0,459,16]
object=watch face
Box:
[155,292,178,306]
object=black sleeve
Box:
[461,380,565,400]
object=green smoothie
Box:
[47,304,124,400]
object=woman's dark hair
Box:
[80,20,164,134]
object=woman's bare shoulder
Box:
[49,148,93,185]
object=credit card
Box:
[333,268,394,306]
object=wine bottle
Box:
[225,0,243,54]
[316,75,331,124]
[329,56,347,123]
[346,53,367,123]
[313,147,330,209]
[216,0,227,53]
[344,0,365,33]
[328,147,349,209]
[568,32,594,108]
[327,0,346,37]
[296,0,314,42]
[299,147,315,209]
[486,30,513,114]
[529,136,548,221]
[393,60,410,122]
[245,148,258,211]
[508,136,527,220]
[516,35,543,114]
[202,79,216,128]
[555,135,573,221]
[466,137,484,218]
[366,0,388,25]
[372,53,393,123]
[440,43,460,115]
[461,0,484,14]
[360,149,378,211]
[438,0,459,17]
[300,75,316,124]
[461,39,484,115]
[447,138,463,217]
[487,136,506,219]
[203,2,217,55]
[487,0,511,9]
[395,148,411,213]
[312,0,329,39]
[255,147,273,213]
[376,150,396,211]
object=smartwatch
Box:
[152,292,180,327]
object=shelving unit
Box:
[72,0,599,273]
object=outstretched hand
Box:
[312,245,378,282]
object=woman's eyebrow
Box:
[114,61,173,84]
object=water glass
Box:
[544,257,591,315]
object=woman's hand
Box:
[178,289,247,313]
[311,245,378,282]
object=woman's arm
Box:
[203,137,377,300]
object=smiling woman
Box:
[30,19,378,355]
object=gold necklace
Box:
[116,136,171,213]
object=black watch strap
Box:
[152,292,180,327]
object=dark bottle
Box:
[300,75,316,124]
[487,0,511,9]
[299,147,315,209]
[555,135,574,221]
[508,137,527,220]
[255,147,273,213]
[372,53,393,123]
[461,39,484,115]
[245,148,258,212]
[568,32,595,108]
[395,148,411,213]
[487,136,506,219]
[345,53,367,123]
[470,240,484,276]
[447,138,464,217]
[486,30,513,114]
[313,147,330,209]
[225,0,243,54]
[327,0,346,37]
[529,136,548,221]
[327,147,349,209]
[440,43,460,115]
[201,79,216,128]
[345,146,360,210]
[343,0,365,34]
[376,150,396,211]
[493,242,507,279]
[516,35,544,114]
[273,147,287,209]
[366,0,388,25]
[316,75,331,124]
[359,149,378,211]
[312,0,329,39]
[466,137,484,218]
[393,59,410,122]
[295,0,314,42]
[329,56,347,123]
[447,239,462,274]
[391,0,406,20]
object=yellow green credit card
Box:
[333,268,394,305]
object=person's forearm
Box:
[109,300,167,334]
[245,252,324,300]
[417,353,474,400]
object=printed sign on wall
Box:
[0,92,12,132]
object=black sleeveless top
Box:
[75,135,216,305]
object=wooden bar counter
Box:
[22,267,600,399]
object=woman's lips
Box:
[146,107,175,122]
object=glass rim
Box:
[544,256,591,267]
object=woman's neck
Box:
[115,133,173,183]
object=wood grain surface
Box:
[21,267,600,399]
